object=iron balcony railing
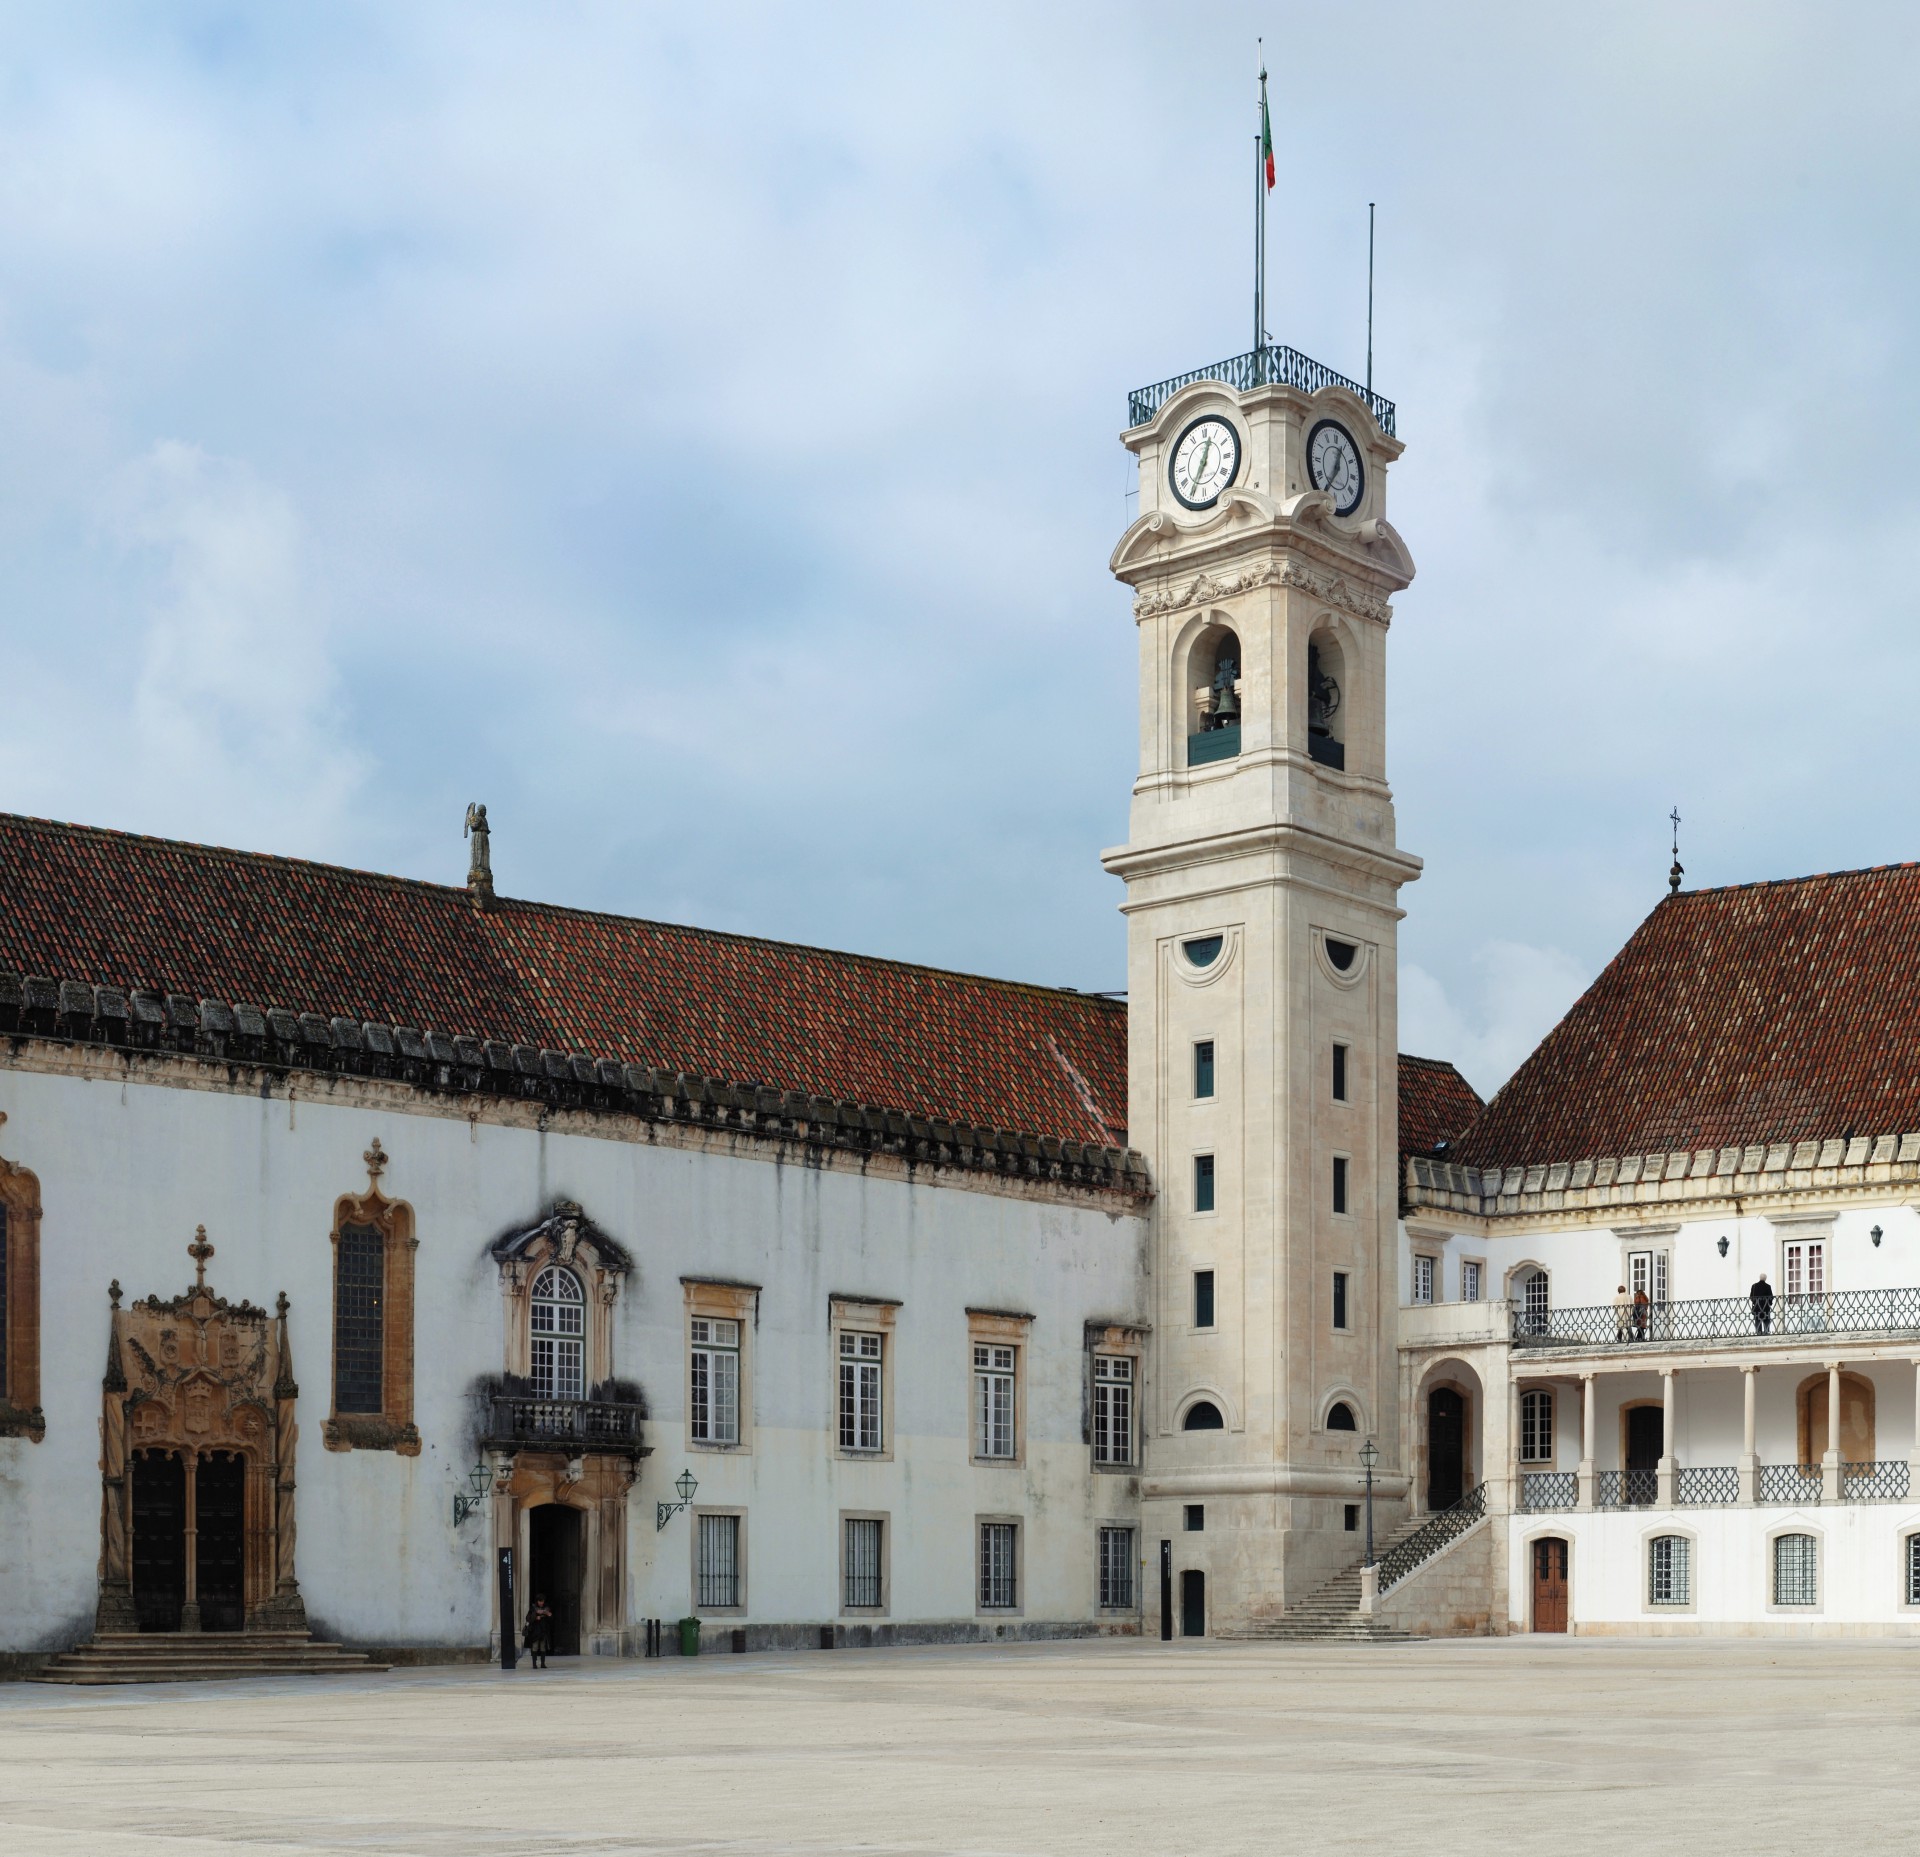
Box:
[1512,1286,1920,1350]
[1758,1462,1823,1505]
[1676,1465,1740,1506]
[1520,1470,1577,1512]
[1843,1459,1912,1502]
[1127,345,1396,436]
[1596,1469,1658,1508]
[1377,1483,1485,1593]
[483,1394,646,1456]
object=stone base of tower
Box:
[1141,1480,1414,1638]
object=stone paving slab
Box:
[2,1636,1918,1855]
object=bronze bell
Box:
[1212,675,1240,726]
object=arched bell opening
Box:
[1306,628,1346,771]
[1185,623,1243,768]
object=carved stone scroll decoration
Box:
[95,1229,304,1634]
[1132,557,1392,626]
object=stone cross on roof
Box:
[188,1225,215,1287]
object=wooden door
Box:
[1427,1387,1466,1510]
[196,1451,247,1633]
[1531,1537,1568,1632]
[131,1449,186,1633]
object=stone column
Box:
[180,1451,201,1633]
[95,1296,136,1633]
[1577,1372,1596,1510]
[1657,1368,1677,1507]
[1823,1359,1844,1501]
[1739,1364,1759,1505]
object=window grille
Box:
[979,1521,1017,1609]
[839,1331,884,1452]
[1648,1534,1690,1606]
[689,1317,740,1445]
[1092,1354,1134,1465]
[1907,1535,1920,1608]
[333,1221,385,1414]
[1098,1525,1135,1609]
[529,1265,585,1401]
[1412,1256,1434,1305]
[1332,1156,1349,1215]
[975,1344,1016,1458]
[1461,1261,1482,1303]
[696,1512,740,1608]
[1520,1389,1554,1463]
[844,1517,883,1609]
[1774,1532,1818,1607]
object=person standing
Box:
[1613,1284,1633,1342]
[523,1594,554,1670]
[1750,1272,1774,1336]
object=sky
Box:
[0,3,1916,1099]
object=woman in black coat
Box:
[523,1594,555,1669]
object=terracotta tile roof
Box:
[0,811,1129,1149]
[1397,1054,1484,1159]
[1451,865,1920,1170]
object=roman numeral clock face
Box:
[1307,419,1365,516]
[1169,415,1241,510]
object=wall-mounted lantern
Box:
[1872,1224,1884,1248]
[452,1457,492,1526]
[1717,1235,1730,1257]
[657,1466,699,1532]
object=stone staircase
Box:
[32,1631,389,1685]
[1222,1516,1438,1643]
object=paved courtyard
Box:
[1,1636,1917,1856]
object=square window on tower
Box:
[1194,1154,1215,1214]
[1193,1040,1215,1099]
[1193,1270,1215,1329]
[1332,1156,1349,1216]
[1332,1043,1349,1102]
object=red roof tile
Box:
[1397,1054,1483,1159]
[1452,865,1920,1170]
[0,811,1129,1149]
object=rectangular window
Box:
[1332,1043,1349,1102]
[974,1343,1016,1459]
[1461,1261,1483,1303]
[838,1331,884,1452]
[1194,1154,1215,1213]
[1344,1503,1359,1532]
[689,1317,741,1445]
[1520,1388,1554,1463]
[1332,1156,1349,1215]
[844,1517,884,1609]
[1907,1535,1920,1607]
[1784,1240,1825,1298]
[696,1513,740,1609]
[1332,1270,1349,1330]
[1774,1533,1818,1607]
[1092,1354,1134,1466]
[1193,1270,1216,1329]
[1098,1525,1136,1610]
[979,1521,1018,1610]
[333,1221,385,1415]
[1184,1504,1204,1532]
[1629,1250,1670,1304]
[1648,1534,1690,1606]
[1411,1256,1435,1305]
[1193,1040,1215,1099]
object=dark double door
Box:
[1427,1387,1467,1511]
[131,1448,247,1633]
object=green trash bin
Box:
[678,1616,701,1658]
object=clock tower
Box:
[1103,349,1419,1633]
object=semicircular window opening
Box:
[1327,1402,1358,1432]
[1182,1400,1225,1431]
[1183,935,1224,969]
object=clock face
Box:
[1307,419,1365,516]
[1169,415,1241,510]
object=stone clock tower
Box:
[1103,353,1420,1633]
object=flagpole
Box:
[1253,46,1266,379]
[1367,202,1375,394]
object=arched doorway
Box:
[1427,1386,1467,1510]
[1799,1372,1875,1466]
[529,1503,585,1656]
[1530,1537,1569,1633]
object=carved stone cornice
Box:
[1132,557,1393,627]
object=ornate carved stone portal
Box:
[97,1229,304,1634]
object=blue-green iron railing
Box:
[1842,1459,1911,1502]
[1513,1286,1920,1350]
[1377,1482,1485,1592]
[1520,1471,1577,1512]
[1677,1465,1740,1506]
[1758,1463,1823,1505]
[1127,345,1396,436]
[1596,1468,1658,1508]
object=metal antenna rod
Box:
[1367,203,1375,394]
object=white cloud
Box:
[1401,942,1595,1101]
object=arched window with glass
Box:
[530,1265,586,1400]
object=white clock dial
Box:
[1169,415,1241,509]
[1307,419,1365,516]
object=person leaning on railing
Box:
[1749,1272,1774,1334]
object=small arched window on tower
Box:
[1306,631,1345,771]
[1187,627,1243,768]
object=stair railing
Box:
[1376,1483,1486,1594]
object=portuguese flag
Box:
[1260,67,1274,190]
